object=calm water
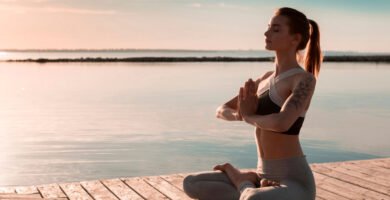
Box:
[0,61,389,186]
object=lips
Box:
[265,39,271,43]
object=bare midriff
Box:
[255,127,304,160]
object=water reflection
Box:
[0,62,389,186]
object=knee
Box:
[239,188,259,200]
[183,174,197,199]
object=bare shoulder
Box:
[293,72,316,93]
[297,72,316,85]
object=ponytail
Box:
[304,19,322,78]
[276,7,323,78]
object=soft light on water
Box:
[0,61,389,186]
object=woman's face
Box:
[264,15,299,51]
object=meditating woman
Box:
[183,7,322,200]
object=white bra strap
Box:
[273,67,305,84]
[269,78,284,107]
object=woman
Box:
[183,7,321,200]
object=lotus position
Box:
[183,7,322,200]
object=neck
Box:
[274,50,300,75]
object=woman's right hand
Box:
[238,79,258,118]
[235,98,243,121]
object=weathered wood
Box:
[80,180,118,200]
[0,187,16,193]
[122,177,169,200]
[315,196,326,200]
[0,158,389,200]
[314,172,363,199]
[315,187,351,200]
[354,158,390,169]
[177,172,194,178]
[313,164,390,195]
[330,163,390,187]
[143,176,191,200]
[346,161,390,177]
[101,178,143,200]
[37,183,67,199]
[334,161,390,178]
[313,170,389,200]
[160,174,185,191]
[59,182,93,200]
[15,186,39,194]
[0,193,42,199]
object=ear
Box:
[292,33,302,46]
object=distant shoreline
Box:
[3,55,390,63]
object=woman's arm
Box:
[242,73,316,132]
[216,96,243,121]
[216,71,274,122]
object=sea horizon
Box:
[1,49,389,62]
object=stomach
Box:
[255,128,304,160]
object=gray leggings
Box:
[183,155,316,200]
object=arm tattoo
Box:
[287,76,315,110]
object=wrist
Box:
[242,114,255,123]
[233,112,243,121]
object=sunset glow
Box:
[0,0,389,52]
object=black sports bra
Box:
[256,67,307,135]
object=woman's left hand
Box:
[238,78,258,118]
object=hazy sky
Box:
[0,0,389,52]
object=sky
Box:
[0,0,389,52]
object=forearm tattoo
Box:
[287,76,315,110]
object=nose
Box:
[264,29,270,37]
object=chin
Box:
[265,45,273,51]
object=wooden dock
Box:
[0,158,389,200]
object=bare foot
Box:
[213,163,260,189]
[213,163,281,188]
[260,178,280,187]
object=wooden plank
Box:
[338,161,390,177]
[160,174,185,191]
[369,158,389,162]
[375,158,390,168]
[0,158,389,200]
[101,178,143,200]
[315,187,351,200]
[60,182,93,200]
[0,193,42,199]
[80,180,118,200]
[327,163,390,187]
[15,186,39,194]
[37,183,67,199]
[313,171,350,199]
[313,165,390,199]
[354,159,390,169]
[313,172,362,200]
[315,196,325,200]
[143,176,191,200]
[0,187,16,193]
[313,168,388,200]
[345,161,390,178]
[122,177,169,200]
[177,172,193,178]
